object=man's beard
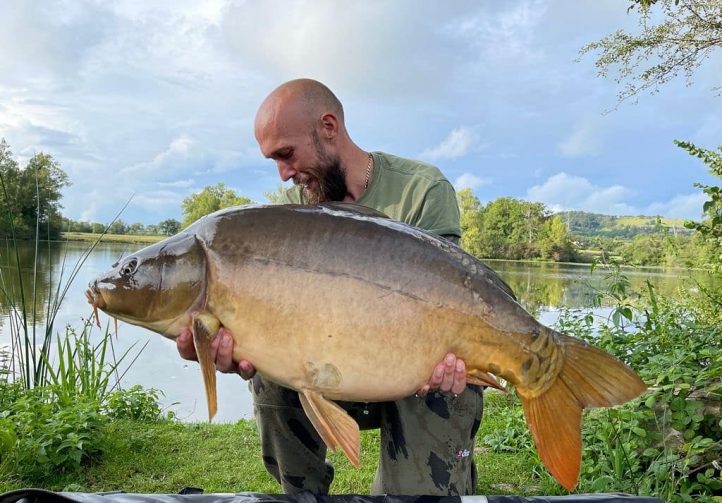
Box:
[296,134,347,204]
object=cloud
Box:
[132,190,185,213]
[420,127,481,161]
[644,193,707,221]
[527,172,635,214]
[527,172,708,219]
[559,117,604,157]
[157,179,195,189]
[445,1,546,64]
[218,0,461,98]
[454,173,491,190]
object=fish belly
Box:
[208,261,474,402]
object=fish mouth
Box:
[85,283,106,328]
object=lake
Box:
[0,240,707,422]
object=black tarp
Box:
[0,489,665,503]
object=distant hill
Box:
[557,211,691,239]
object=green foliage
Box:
[158,218,181,236]
[458,195,576,262]
[265,184,289,204]
[42,321,145,407]
[0,385,106,479]
[560,210,689,239]
[677,140,722,270]
[104,385,163,421]
[0,139,70,239]
[0,372,162,483]
[579,0,722,104]
[457,188,484,257]
[106,219,126,235]
[480,264,721,501]
[540,216,575,262]
[482,395,535,454]
[181,183,253,228]
[581,272,721,500]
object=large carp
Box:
[86,203,646,491]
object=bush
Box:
[104,385,163,421]
[0,387,106,480]
[481,266,722,501]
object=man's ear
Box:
[319,112,339,140]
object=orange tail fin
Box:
[519,334,647,491]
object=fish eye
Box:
[120,258,138,276]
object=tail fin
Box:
[519,334,647,491]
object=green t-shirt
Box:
[280,151,461,239]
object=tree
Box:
[0,139,70,239]
[457,188,484,257]
[580,0,722,104]
[158,219,181,236]
[265,185,289,204]
[676,141,722,268]
[540,216,576,262]
[127,222,145,235]
[181,183,253,228]
[478,198,549,259]
[107,219,127,235]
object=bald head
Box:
[255,79,370,203]
[255,79,345,140]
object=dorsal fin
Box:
[320,202,390,219]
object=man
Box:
[177,79,481,496]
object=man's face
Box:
[258,124,347,203]
[298,130,346,203]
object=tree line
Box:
[63,182,253,235]
[62,217,181,237]
[2,135,719,268]
[458,189,576,262]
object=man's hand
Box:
[176,328,256,380]
[417,352,466,397]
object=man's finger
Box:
[238,360,256,380]
[176,330,198,361]
[215,332,235,373]
[451,359,466,395]
[439,353,456,392]
[429,363,444,388]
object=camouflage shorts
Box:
[249,375,483,496]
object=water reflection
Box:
[488,260,699,316]
[0,241,708,421]
[0,239,57,327]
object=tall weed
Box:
[42,319,147,406]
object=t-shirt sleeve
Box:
[414,181,461,239]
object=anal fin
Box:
[192,313,221,421]
[299,389,361,468]
[467,369,507,392]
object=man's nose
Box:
[277,162,296,182]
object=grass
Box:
[60,232,164,244]
[0,392,553,496]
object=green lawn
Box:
[60,232,165,244]
[0,392,559,496]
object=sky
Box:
[1,0,720,225]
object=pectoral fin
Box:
[191,313,221,421]
[299,389,361,468]
[467,369,507,392]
